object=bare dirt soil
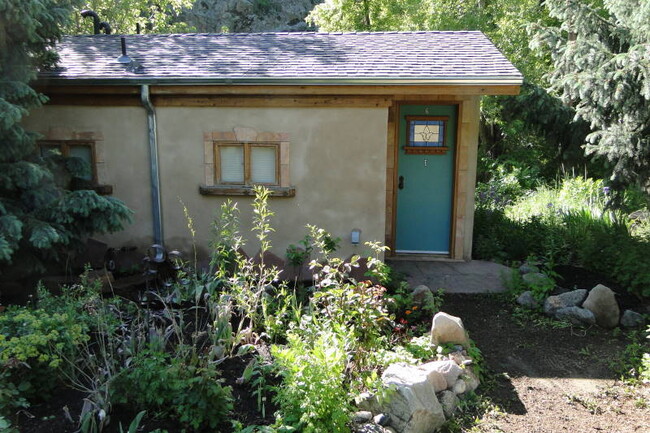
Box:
[441,293,649,433]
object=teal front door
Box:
[395,105,457,254]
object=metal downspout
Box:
[140,85,163,245]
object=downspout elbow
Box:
[140,85,164,246]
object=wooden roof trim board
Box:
[39,84,521,97]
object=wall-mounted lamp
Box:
[350,228,362,245]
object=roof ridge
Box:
[62,30,485,38]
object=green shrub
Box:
[0,306,89,400]
[272,329,352,433]
[474,176,650,298]
[112,350,233,430]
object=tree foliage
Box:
[0,0,131,279]
[532,0,650,193]
[307,1,595,180]
[63,0,195,34]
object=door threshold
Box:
[388,254,464,262]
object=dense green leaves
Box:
[532,0,650,193]
[0,0,131,280]
[63,0,195,34]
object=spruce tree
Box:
[532,0,650,193]
[0,0,131,281]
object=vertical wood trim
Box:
[385,102,398,254]
[463,96,481,260]
[451,101,464,260]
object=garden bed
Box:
[13,292,648,433]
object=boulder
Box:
[412,285,435,307]
[419,360,462,389]
[582,284,620,329]
[620,310,646,328]
[544,289,587,315]
[380,364,446,433]
[374,413,390,426]
[430,312,470,348]
[519,263,539,275]
[523,272,553,289]
[517,291,540,309]
[353,411,373,424]
[554,306,596,326]
[438,390,459,418]
[451,379,466,395]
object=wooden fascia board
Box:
[37,83,520,97]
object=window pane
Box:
[69,145,93,180]
[251,146,277,184]
[220,146,244,183]
[40,144,61,157]
[409,120,444,147]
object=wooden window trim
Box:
[201,128,292,197]
[38,139,113,195]
[214,141,280,186]
[39,140,97,182]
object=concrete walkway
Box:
[386,259,512,293]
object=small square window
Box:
[215,142,279,186]
[39,140,96,181]
[404,116,449,155]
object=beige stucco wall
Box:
[25,105,389,261]
[23,106,154,248]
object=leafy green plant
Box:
[272,327,352,433]
[118,411,147,433]
[240,356,278,419]
[0,306,89,401]
[286,235,313,267]
[112,350,233,430]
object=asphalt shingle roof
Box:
[40,31,523,85]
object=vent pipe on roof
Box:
[117,37,132,64]
[80,10,111,34]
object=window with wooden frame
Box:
[38,139,112,195]
[200,128,294,197]
[39,140,96,182]
[404,116,449,154]
[215,142,279,186]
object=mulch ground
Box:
[441,293,649,433]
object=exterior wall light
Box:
[350,228,361,245]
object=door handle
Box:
[398,175,404,190]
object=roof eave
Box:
[35,76,523,87]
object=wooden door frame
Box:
[385,99,463,258]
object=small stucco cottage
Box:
[26,31,522,262]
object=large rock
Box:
[620,310,646,328]
[523,272,553,289]
[554,306,596,326]
[544,289,588,315]
[516,291,540,309]
[380,364,446,433]
[411,285,435,308]
[438,390,459,418]
[419,360,462,389]
[430,312,470,348]
[582,284,620,329]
